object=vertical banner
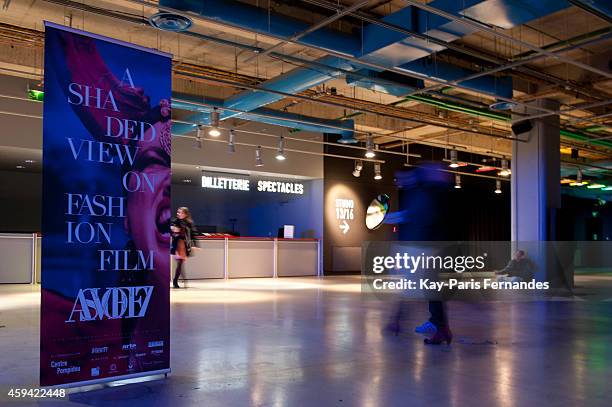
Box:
[40,22,172,387]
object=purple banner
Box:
[40,23,172,387]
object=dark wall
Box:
[323,143,406,273]
[324,165,400,273]
[172,179,323,239]
[557,195,612,241]
[0,170,42,232]
[323,141,512,274]
[450,180,511,241]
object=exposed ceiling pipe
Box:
[567,0,612,24]
[173,118,422,159]
[302,0,609,102]
[401,0,612,80]
[172,132,386,163]
[227,4,592,121]
[566,112,612,126]
[170,80,521,142]
[404,164,511,181]
[392,33,612,130]
[173,96,357,136]
[33,2,606,132]
[49,0,587,122]
[517,99,612,122]
[142,0,559,117]
[5,3,610,151]
[172,96,520,144]
[409,32,611,93]
[242,0,370,63]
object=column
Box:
[511,99,571,290]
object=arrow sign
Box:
[339,220,350,234]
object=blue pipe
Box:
[160,0,361,57]
[235,108,354,135]
[172,93,355,136]
[165,0,571,136]
[399,59,514,99]
[221,55,356,121]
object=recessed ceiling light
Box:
[25,160,35,163]
[16,165,25,169]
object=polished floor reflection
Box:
[0,276,611,406]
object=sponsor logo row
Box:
[50,340,165,377]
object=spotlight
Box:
[587,184,605,189]
[208,108,221,137]
[352,160,363,177]
[255,146,264,167]
[495,180,502,194]
[365,134,375,158]
[454,174,461,189]
[373,162,382,180]
[194,125,203,149]
[228,129,236,153]
[449,149,459,168]
[498,159,511,177]
[275,136,286,160]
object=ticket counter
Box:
[0,233,38,284]
[182,237,321,279]
[0,234,320,283]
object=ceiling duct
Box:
[163,0,572,141]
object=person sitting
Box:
[495,250,535,283]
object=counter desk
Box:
[0,233,38,284]
[0,234,320,283]
[180,237,321,280]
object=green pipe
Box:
[397,94,510,122]
[396,94,612,149]
[22,87,612,149]
[512,27,612,60]
[584,125,606,133]
[560,129,612,148]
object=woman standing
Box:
[171,207,196,288]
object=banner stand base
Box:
[44,368,171,391]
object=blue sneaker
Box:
[415,321,437,334]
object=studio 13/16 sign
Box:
[202,174,305,195]
[335,198,354,234]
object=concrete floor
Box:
[1,276,611,407]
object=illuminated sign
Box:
[202,175,250,191]
[202,173,304,195]
[257,180,304,195]
[335,198,354,234]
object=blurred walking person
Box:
[393,162,457,345]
